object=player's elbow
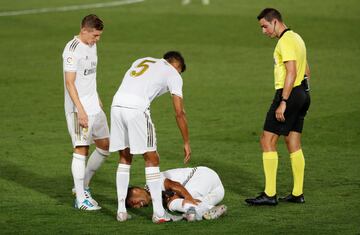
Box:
[65,78,75,89]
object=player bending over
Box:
[126,166,227,221]
[109,51,191,223]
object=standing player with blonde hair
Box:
[62,14,110,211]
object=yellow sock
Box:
[263,152,278,197]
[290,149,305,196]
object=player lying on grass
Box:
[126,166,227,221]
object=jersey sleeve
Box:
[63,50,79,72]
[279,37,297,62]
[167,72,183,98]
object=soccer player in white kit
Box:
[109,51,191,223]
[126,166,227,221]
[62,14,110,211]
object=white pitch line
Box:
[0,0,145,17]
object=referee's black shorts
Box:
[263,81,311,136]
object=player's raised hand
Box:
[184,143,191,164]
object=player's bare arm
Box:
[65,71,88,128]
[172,95,191,164]
[164,178,199,205]
[276,60,297,122]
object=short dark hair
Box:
[257,8,282,22]
[163,51,186,73]
[81,14,104,30]
[125,187,134,207]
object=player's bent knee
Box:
[96,147,110,156]
[95,139,109,151]
[74,146,89,156]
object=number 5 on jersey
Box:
[131,59,156,77]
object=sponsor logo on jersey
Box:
[84,68,96,76]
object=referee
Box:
[245,8,311,205]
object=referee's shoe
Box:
[279,193,305,203]
[245,192,278,206]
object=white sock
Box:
[72,153,86,203]
[84,147,109,188]
[168,198,193,213]
[117,164,130,213]
[145,167,165,217]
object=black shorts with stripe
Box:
[263,81,311,136]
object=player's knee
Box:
[119,156,132,165]
[144,152,159,166]
[119,149,132,164]
[145,158,159,166]
[96,139,109,151]
[260,136,270,150]
[260,134,277,151]
[96,147,110,156]
[284,137,301,153]
[74,146,89,156]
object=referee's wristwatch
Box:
[281,97,288,103]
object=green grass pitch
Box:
[0,0,359,234]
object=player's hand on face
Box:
[183,143,191,164]
[275,102,286,122]
[78,110,89,128]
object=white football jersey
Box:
[161,167,194,188]
[160,167,222,198]
[62,36,101,115]
[111,57,183,111]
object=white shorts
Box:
[109,106,157,154]
[66,110,109,148]
[185,167,225,207]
